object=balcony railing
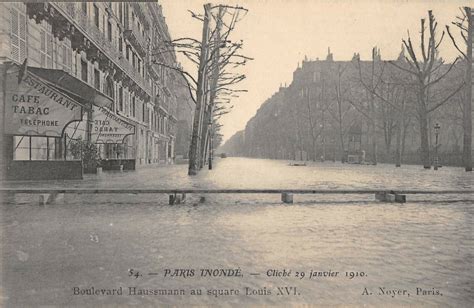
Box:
[52,2,151,97]
[123,22,148,57]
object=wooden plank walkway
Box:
[2,188,472,205]
[0,188,473,194]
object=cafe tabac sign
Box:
[4,66,83,137]
[91,106,135,144]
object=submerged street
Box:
[1,157,473,306]
[0,1,473,307]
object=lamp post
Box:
[208,120,213,170]
[434,123,440,170]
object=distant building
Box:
[222,51,467,166]
[0,2,193,180]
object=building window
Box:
[119,3,123,23]
[105,77,114,100]
[82,2,87,14]
[10,6,27,63]
[94,69,100,90]
[142,103,145,122]
[107,21,112,41]
[94,5,100,28]
[61,41,72,71]
[81,59,88,82]
[138,58,141,74]
[124,4,129,26]
[40,29,53,68]
[131,95,136,118]
[118,87,124,111]
[72,51,78,76]
[126,44,130,60]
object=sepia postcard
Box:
[0,0,473,307]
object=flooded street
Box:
[1,157,473,307]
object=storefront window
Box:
[13,136,62,161]
[31,137,48,160]
[13,136,29,160]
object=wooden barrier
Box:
[1,188,473,205]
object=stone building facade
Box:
[0,2,193,180]
[222,52,470,167]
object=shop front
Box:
[1,62,113,180]
[90,105,136,171]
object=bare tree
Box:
[446,7,472,172]
[151,3,251,175]
[353,48,387,164]
[303,87,322,161]
[328,63,353,162]
[389,10,463,168]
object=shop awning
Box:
[91,105,135,144]
[4,64,84,137]
[28,67,113,108]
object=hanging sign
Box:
[4,67,83,137]
[91,106,135,144]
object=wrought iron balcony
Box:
[123,26,148,58]
[49,2,151,97]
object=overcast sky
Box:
[160,0,470,142]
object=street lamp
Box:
[434,123,441,170]
[208,120,213,170]
[319,123,325,162]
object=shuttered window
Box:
[40,29,53,68]
[10,6,27,63]
[61,39,72,71]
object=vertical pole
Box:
[0,63,9,180]
[207,6,224,170]
[321,77,326,161]
[208,126,213,169]
[64,133,67,160]
[464,7,473,171]
[434,132,439,170]
[188,3,211,175]
[370,47,377,165]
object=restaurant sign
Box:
[91,106,135,144]
[4,67,83,137]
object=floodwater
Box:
[1,157,473,307]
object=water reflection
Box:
[1,158,473,307]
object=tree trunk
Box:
[395,122,402,167]
[370,107,377,165]
[464,7,473,171]
[370,49,378,165]
[339,131,345,163]
[188,4,211,175]
[401,117,410,161]
[395,99,406,167]
[419,111,431,168]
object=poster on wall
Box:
[4,66,83,137]
[90,105,135,144]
